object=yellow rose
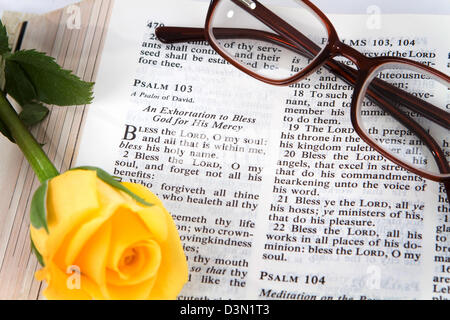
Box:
[30,169,188,300]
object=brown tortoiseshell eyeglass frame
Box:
[156,0,450,203]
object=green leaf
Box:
[19,102,49,127]
[30,180,49,233]
[0,20,10,55]
[0,117,14,142]
[72,166,153,207]
[4,59,37,106]
[31,237,45,267]
[6,49,94,106]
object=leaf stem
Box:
[0,90,59,183]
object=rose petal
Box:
[136,207,168,243]
[96,176,134,207]
[106,239,161,286]
[79,275,105,300]
[63,203,120,267]
[30,226,49,259]
[106,207,153,278]
[106,277,158,300]
[73,220,112,298]
[148,209,188,299]
[44,170,100,259]
[47,170,99,228]
[121,182,169,242]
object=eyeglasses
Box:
[156,0,450,203]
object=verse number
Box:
[293,89,304,97]
[273,223,285,231]
[284,150,296,158]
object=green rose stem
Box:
[0,90,59,183]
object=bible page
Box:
[75,0,450,300]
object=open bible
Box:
[0,0,448,300]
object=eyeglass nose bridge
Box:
[327,40,373,72]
